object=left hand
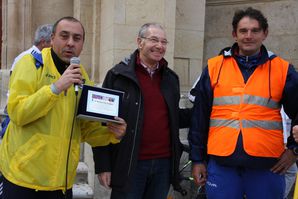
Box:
[270,149,296,174]
[107,117,127,140]
[98,172,111,189]
[293,125,298,142]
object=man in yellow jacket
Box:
[0,16,126,199]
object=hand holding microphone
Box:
[52,57,82,95]
[70,57,81,94]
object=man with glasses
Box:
[92,23,191,199]
[189,7,298,199]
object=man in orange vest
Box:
[189,7,298,199]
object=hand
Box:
[192,163,207,186]
[107,117,127,140]
[98,172,111,189]
[293,125,298,142]
[270,149,296,174]
[54,63,82,93]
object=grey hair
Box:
[138,23,165,38]
[33,24,53,45]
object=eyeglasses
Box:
[238,28,263,36]
[141,37,169,46]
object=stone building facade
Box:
[2,0,298,92]
[0,0,297,198]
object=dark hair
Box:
[232,7,268,32]
[52,16,85,40]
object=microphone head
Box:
[70,57,80,65]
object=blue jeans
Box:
[206,159,285,199]
[111,158,171,199]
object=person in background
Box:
[189,7,298,199]
[1,23,54,136]
[281,107,297,199]
[10,23,53,73]
[0,16,126,199]
[291,115,298,199]
[92,23,191,199]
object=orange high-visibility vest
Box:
[207,54,289,158]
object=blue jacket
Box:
[189,43,298,168]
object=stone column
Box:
[174,0,206,93]
[32,0,73,28]
[1,0,73,69]
[2,0,32,69]
[74,0,101,83]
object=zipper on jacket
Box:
[127,92,142,175]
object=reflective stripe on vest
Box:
[210,119,239,129]
[210,119,282,130]
[213,95,280,109]
[243,95,280,109]
[213,96,240,106]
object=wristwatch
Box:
[291,147,298,156]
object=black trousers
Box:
[2,176,72,199]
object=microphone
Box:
[70,57,80,94]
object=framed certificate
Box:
[77,85,124,123]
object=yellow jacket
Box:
[0,48,119,191]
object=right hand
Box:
[192,163,207,186]
[270,149,297,174]
[107,117,127,140]
[98,172,111,189]
[54,63,82,93]
[293,125,298,143]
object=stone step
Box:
[73,162,94,199]
[73,183,94,199]
[75,162,89,184]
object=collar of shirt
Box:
[136,53,164,77]
[140,61,159,77]
[234,50,262,69]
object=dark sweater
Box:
[135,62,171,160]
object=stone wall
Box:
[1,0,206,90]
[1,0,73,70]
[98,0,177,83]
[204,0,298,70]
[174,0,206,93]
